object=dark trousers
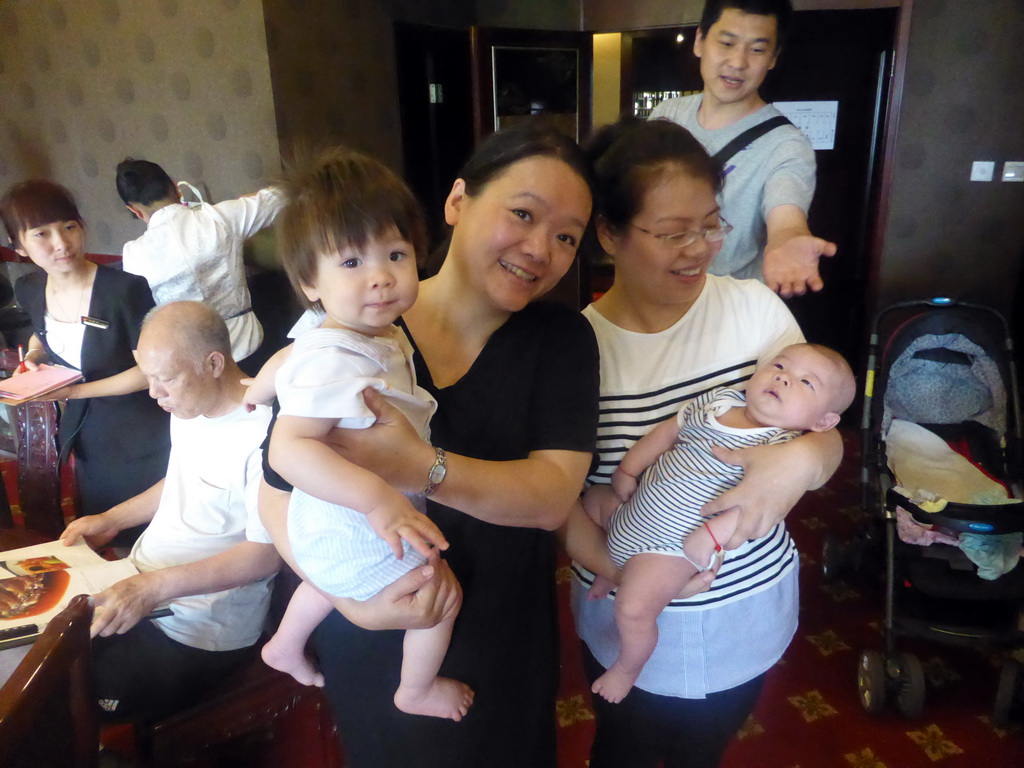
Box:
[92,619,253,724]
[583,645,765,768]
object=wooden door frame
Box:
[470,27,593,143]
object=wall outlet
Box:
[970,161,995,182]
[1002,161,1024,182]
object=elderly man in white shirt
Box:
[117,158,283,363]
[60,301,280,724]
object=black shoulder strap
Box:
[711,115,794,167]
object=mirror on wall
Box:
[491,46,581,140]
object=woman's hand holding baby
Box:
[702,429,842,549]
[327,388,433,494]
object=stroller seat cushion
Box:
[886,420,1011,505]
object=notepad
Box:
[0,364,83,405]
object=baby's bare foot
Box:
[591,664,638,704]
[261,636,325,687]
[394,677,474,721]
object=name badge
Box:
[81,316,110,329]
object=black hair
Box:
[423,118,595,275]
[584,117,722,232]
[699,0,793,50]
[459,119,594,199]
[276,146,428,311]
[0,180,84,249]
[115,158,177,206]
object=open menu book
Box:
[0,364,83,405]
[0,540,139,648]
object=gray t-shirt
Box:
[650,94,816,281]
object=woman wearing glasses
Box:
[570,118,842,768]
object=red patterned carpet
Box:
[553,431,1024,768]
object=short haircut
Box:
[800,342,857,414]
[143,301,232,372]
[699,0,793,49]
[275,147,428,310]
[0,180,83,249]
[584,117,723,233]
[115,158,177,206]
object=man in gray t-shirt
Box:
[650,0,836,297]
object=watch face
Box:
[428,463,447,484]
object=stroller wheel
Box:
[894,652,926,719]
[822,532,843,582]
[993,659,1021,727]
[858,650,887,714]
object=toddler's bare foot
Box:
[394,677,474,721]
[591,663,639,704]
[588,574,617,601]
[261,636,325,687]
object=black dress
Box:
[310,301,599,768]
[15,267,171,527]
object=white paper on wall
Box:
[772,101,839,150]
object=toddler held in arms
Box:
[248,148,472,721]
[572,343,855,703]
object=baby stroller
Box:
[854,298,1024,724]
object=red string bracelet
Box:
[704,522,723,553]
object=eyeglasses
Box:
[630,218,733,250]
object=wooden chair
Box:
[103,569,345,768]
[14,400,64,537]
[0,594,98,768]
[147,659,344,768]
[0,347,65,537]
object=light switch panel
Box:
[970,161,995,181]
[1002,161,1024,182]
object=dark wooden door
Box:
[763,8,900,368]
[394,23,475,248]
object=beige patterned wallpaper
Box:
[262,0,404,172]
[0,0,280,256]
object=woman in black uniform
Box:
[1,180,170,543]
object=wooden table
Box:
[0,526,46,552]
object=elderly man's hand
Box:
[60,514,119,549]
[90,572,163,638]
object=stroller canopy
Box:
[883,332,1006,438]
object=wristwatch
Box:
[419,447,447,497]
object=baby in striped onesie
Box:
[577,343,854,703]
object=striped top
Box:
[607,388,800,570]
[572,274,807,697]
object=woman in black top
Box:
[1,180,169,540]
[262,123,600,767]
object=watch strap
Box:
[419,446,447,497]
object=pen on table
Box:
[0,624,37,642]
[17,345,27,373]
[0,609,173,646]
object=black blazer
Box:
[15,265,170,463]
